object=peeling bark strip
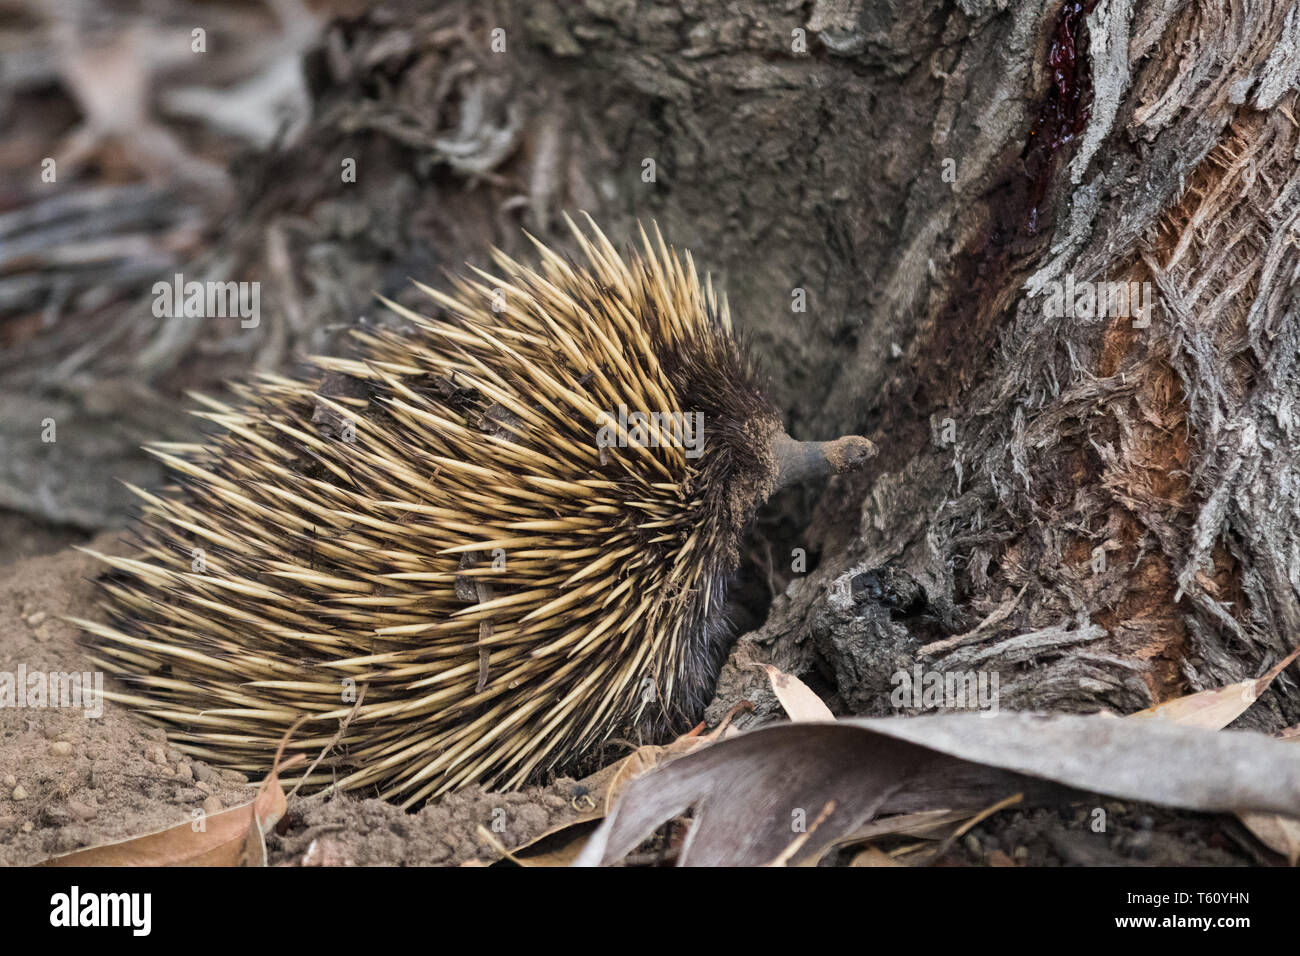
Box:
[4,1,1300,730]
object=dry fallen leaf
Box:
[1127,648,1300,863]
[748,667,1025,866]
[766,800,836,866]
[506,819,606,867]
[41,726,303,866]
[40,768,288,867]
[575,712,1300,866]
[1238,812,1300,865]
[603,734,712,807]
[1128,644,1300,729]
[484,717,742,866]
[850,846,903,867]
[1237,728,1300,864]
[754,662,835,722]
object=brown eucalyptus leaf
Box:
[1128,644,1300,729]
[40,746,299,867]
[40,776,279,867]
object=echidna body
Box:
[78,218,873,804]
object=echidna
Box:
[76,217,874,805]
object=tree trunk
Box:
[6,0,1299,726]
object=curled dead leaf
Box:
[575,713,1300,866]
[1129,644,1300,729]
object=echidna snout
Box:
[76,216,874,804]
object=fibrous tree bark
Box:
[5,0,1299,726]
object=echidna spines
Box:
[75,214,874,805]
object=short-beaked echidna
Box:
[76,217,875,804]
